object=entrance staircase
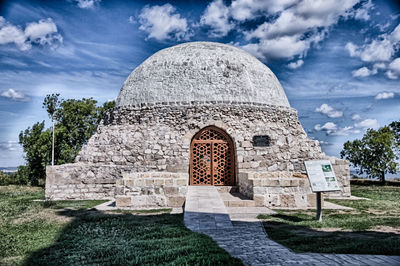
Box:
[184,186,275,231]
[217,186,274,220]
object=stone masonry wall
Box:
[45,102,350,205]
[326,157,351,198]
[76,102,324,173]
[115,172,188,208]
[238,171,320,208]
[45,164,132,200]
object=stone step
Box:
[224,199,256,207]
[215,186,238,193]
[219,191,257,207]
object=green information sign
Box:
[304,160,340,192]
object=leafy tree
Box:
[19,121,51,185]
[389,121,400,146]
[341,126,398,183]
[19,97,115,185]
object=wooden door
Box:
[190,126,235,186]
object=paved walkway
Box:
[184,186,400,266]
[184,186,232,231]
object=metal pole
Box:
[316,192,322,221]
[52,117,54,166]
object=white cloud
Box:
[315,103,343,118]
[375,91,395,100]
[352,66,377,77]
[1,89,29,101]
[287,59,304,69]
[346,24,400,74]
[314,122,338,134]
[386,57,400,79]
[331,126,360,136]
[345,42,358,57]
[138,4,189,41]
[75,0,100,9]
[24,18,62,48]
[230,0,296,21]
[351,0,373,21]
[128,16,135,24]
[352,114,361,120]
[354,118,379,129]
[0,16,62,51]
[0,141,19,151]
[240,0,361,60]
[315,117,379,136]
[200,0,233,37]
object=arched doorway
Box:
[190,126,235,186]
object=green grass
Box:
[0,186,242,265]
[258,185,400,255]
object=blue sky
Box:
[0,0,399,167]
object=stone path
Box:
[184,186,400,266]
[184,186,232,231]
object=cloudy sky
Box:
[0,0,399,167]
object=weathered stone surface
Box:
[115,196,131,207]
[117,42,290,108]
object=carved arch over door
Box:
[190,126,235,186]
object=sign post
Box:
[305,160,340,222]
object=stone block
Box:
[165,179,173,186]
[132,195,147,207]
[290,179,299,186]
[116,196,132,207]
[280,194,295,207]
[147,195,167,206]
[252,179,262,186]
[253,195,265,207]
[134,179,145,186]
[279,179,291,187]
[262,179,279,187]
[125,180,134,187]
[167,196,185,207]
[154,179,164,186]
[306,193,324,207]
[175,179,187,186]
[145,179,154,186]
[164,186,179,195]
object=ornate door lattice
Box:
[190,127,235,186]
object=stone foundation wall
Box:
[115,172,188,208]
[325,157,351,198]
[45,164,132,200]
[238,171,318,208]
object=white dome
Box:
[116,42,290,107]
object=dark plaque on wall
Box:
[253,135,270,147]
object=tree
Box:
[389,121,400,146]
[43,93,60,166]
[19,97,115,185]
[341,126,398,183]
[19,121,51,185]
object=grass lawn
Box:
[258,185,400,255]
[0,186,242,265]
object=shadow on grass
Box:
[263,221,400,255]
[24,209,243,265]
[270,213,304,222]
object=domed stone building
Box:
[46,42,350,208]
